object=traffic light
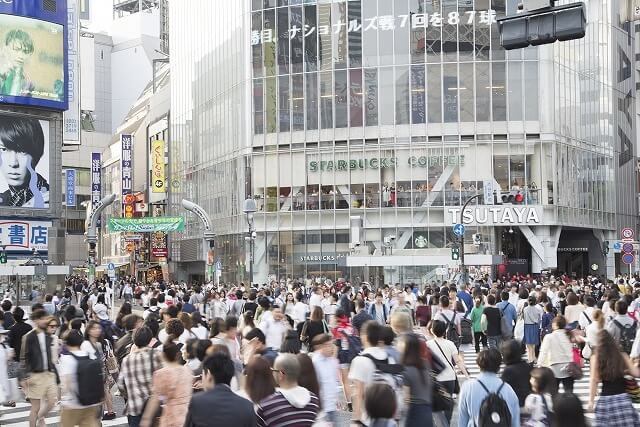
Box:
[472,234,481,246]
[0,251,7,264]
[603,240,610,255]
[451,245,460,261]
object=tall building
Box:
[169,0,637,285]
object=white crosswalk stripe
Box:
[458,344,640,421]
[0,404,129,427]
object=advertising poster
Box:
[90,152,101,226]
[151,139,165,193]
[0,114,49,208]
[65,168,75,207]
[64,0,80,142]
[0,14,65,107]
[151,231,168,258]
[0,219,52,252]
[121,134,132,217]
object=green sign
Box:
[108,217,185,232]
[308,155,465,172]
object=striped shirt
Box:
[256,390,320,427]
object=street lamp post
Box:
[459,193,482,285]
[243,198,257,286]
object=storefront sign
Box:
[91,152,101,227]
[557,247,588,252]
[0,220,52,252]
[108,217,185,233]
[297,253,347,265]
[251,10,497,46]
[121,135,133,218]
[65,169,76,207]
[151,140,166,193]
[309,155,464,172]
[447,206,542,226]
[151,231,168,258]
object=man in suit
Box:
[20,309,58,427]
[184,352,256,427]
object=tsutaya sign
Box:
[447,206,543,226]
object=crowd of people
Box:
[0,273,639,426]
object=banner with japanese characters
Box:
[91,152,101,227]
[108,217,185,233]
[251,10,498,46]
[0,220,52,252]
[121,134,133,217]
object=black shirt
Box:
[352,310,373,333]
[501,361,533,407]
[483,306,501,337]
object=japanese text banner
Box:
[108,217,185,233]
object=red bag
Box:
[572,346,583,367]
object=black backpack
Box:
[442,313,460,347]
[614,319,636,354]
[477,380,511,427]
[70,353,104,406]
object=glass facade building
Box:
[169,0,637,284]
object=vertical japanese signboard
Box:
[151,140,166,193]
[121,135,133,218]
[65,169,76,207]
[63,0,80,143]
[91,153,101,227]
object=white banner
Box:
[64,0,80,143]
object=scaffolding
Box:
[113,0,159,19]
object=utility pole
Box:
[459,194,482,285]
[85,194,117,287]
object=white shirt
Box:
[348,347,394,424]
[192,325,209,340]
[37,331,48,369]
[309,293,323,310]
[312,352,341,412]
[578,307,596,330]
[292,302,309,325]
[435,309,461,329]
[57,350,98,409]
[258,317,288,350]
[427,338,459,382]
[508,292,520,307]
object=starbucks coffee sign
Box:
[309,155,465,172]
[447,206,543,226]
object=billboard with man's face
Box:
[0,14,64,108]
[0,113,49,209]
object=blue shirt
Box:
[458,291,473,314]
[497,301,517,328]
[458,372,520,427]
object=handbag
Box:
[566,362,583,380]
[431,371,454,412]
[299,321,309,344]
[625,375,640,403]
[433,340,460,394]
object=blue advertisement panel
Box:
[0,0,68,110]
[65,168,75,206]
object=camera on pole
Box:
[498,0,586,50]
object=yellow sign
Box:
[151,140,166,193]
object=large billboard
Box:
[0,219,52,252]
[0,0,67,110]
[0,114,49,209]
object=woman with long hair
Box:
[588,329,640,425]
[189,311,209,339]
[400,333,432,427]
[81,320,116,420]
[141,337,193,427]
[242,355,276,404]
[538,316,575,393]
[296,353,320,400]
[300,306,329,350]
[115,301,132,332]
[239,310,256,337]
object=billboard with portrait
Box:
[0,113,49,209]
[0,14,65,109]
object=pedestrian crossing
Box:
[458,345,640,422]
[0,403,129,427]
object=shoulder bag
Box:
[433,340,460,394]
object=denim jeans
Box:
[324,411,338,425]
[128,415,142,427]
[487,335,502,350]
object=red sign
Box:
[123,194,136,205]
[151,231,168,258]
